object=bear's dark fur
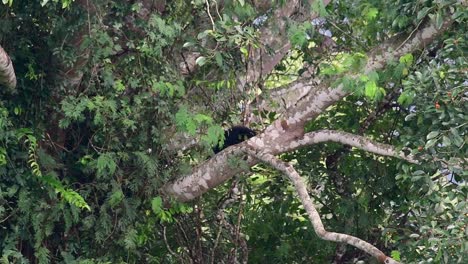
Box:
[213,126,256,154]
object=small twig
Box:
[210,223,223,264]
[178,218,197,260]
[163,225,184,262]
[213,0,222,20]
[328,20,367,49]
[396,12,429,50]
[205,0,216,31]
[0,209,17,223]
[103,212,119,242]
[212,179,248,263]
[235,183,248,264]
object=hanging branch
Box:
[244,147,401,264]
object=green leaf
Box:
[425,138,438,149]
[320,63,339,75]
[417,7,431,20]
[0,147,6,166]
[411,175,424,182]
[123,229,137,250]
[215,52,223,67]
[35,246,50,263]
[398,90,415,106]
[151,196,163,214]
[2,0,13,6]
[340,76,355,91]
[240,47,249,57]
[391,250,401,261]
[194,113,212,123]
[114,79,125,92]
[175,106,199,135]
[367,71,379,82]
[364,81,377,99]
[359,75,369,82]
[41,174,90,210]
[97,153,117,176]
[426,131,440,140]
[442,135,451,147]
[435,12,443,29]
[399,53,414,65]
[109,189,124,207]
[61,0,72,8]
[195,56,207,66]
[183,42,194,48]
[363,7,378,21]
[203,125,224,146]
[449,128,464,147]
[311,0,328,16]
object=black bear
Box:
[213,126,256,154]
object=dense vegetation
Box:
[0,0,466,263]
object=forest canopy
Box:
[0,0,466,263]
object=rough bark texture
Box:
[0,45,16,91]
[162,11,457,259]
[163,14,454,201]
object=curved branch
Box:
[290,130,418,164]
[247,148,401,263]
[244,148,400,264]
[0,45,16,91]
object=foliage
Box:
[0,0,466,263]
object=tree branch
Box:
[179,1,331,86]
[290,130,418,164]
[280,13,455,129]
[0,45,16,91]
[236,0,331,91]
[163,6,456,202]
[244,148,400,264]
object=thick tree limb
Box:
[253,9,457,121]
[163,146,258,201]
[278,14,455,130]
[163,127,418,201]
[0,45,16,91]
[244,148,400,264]
[163,8,455,202]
